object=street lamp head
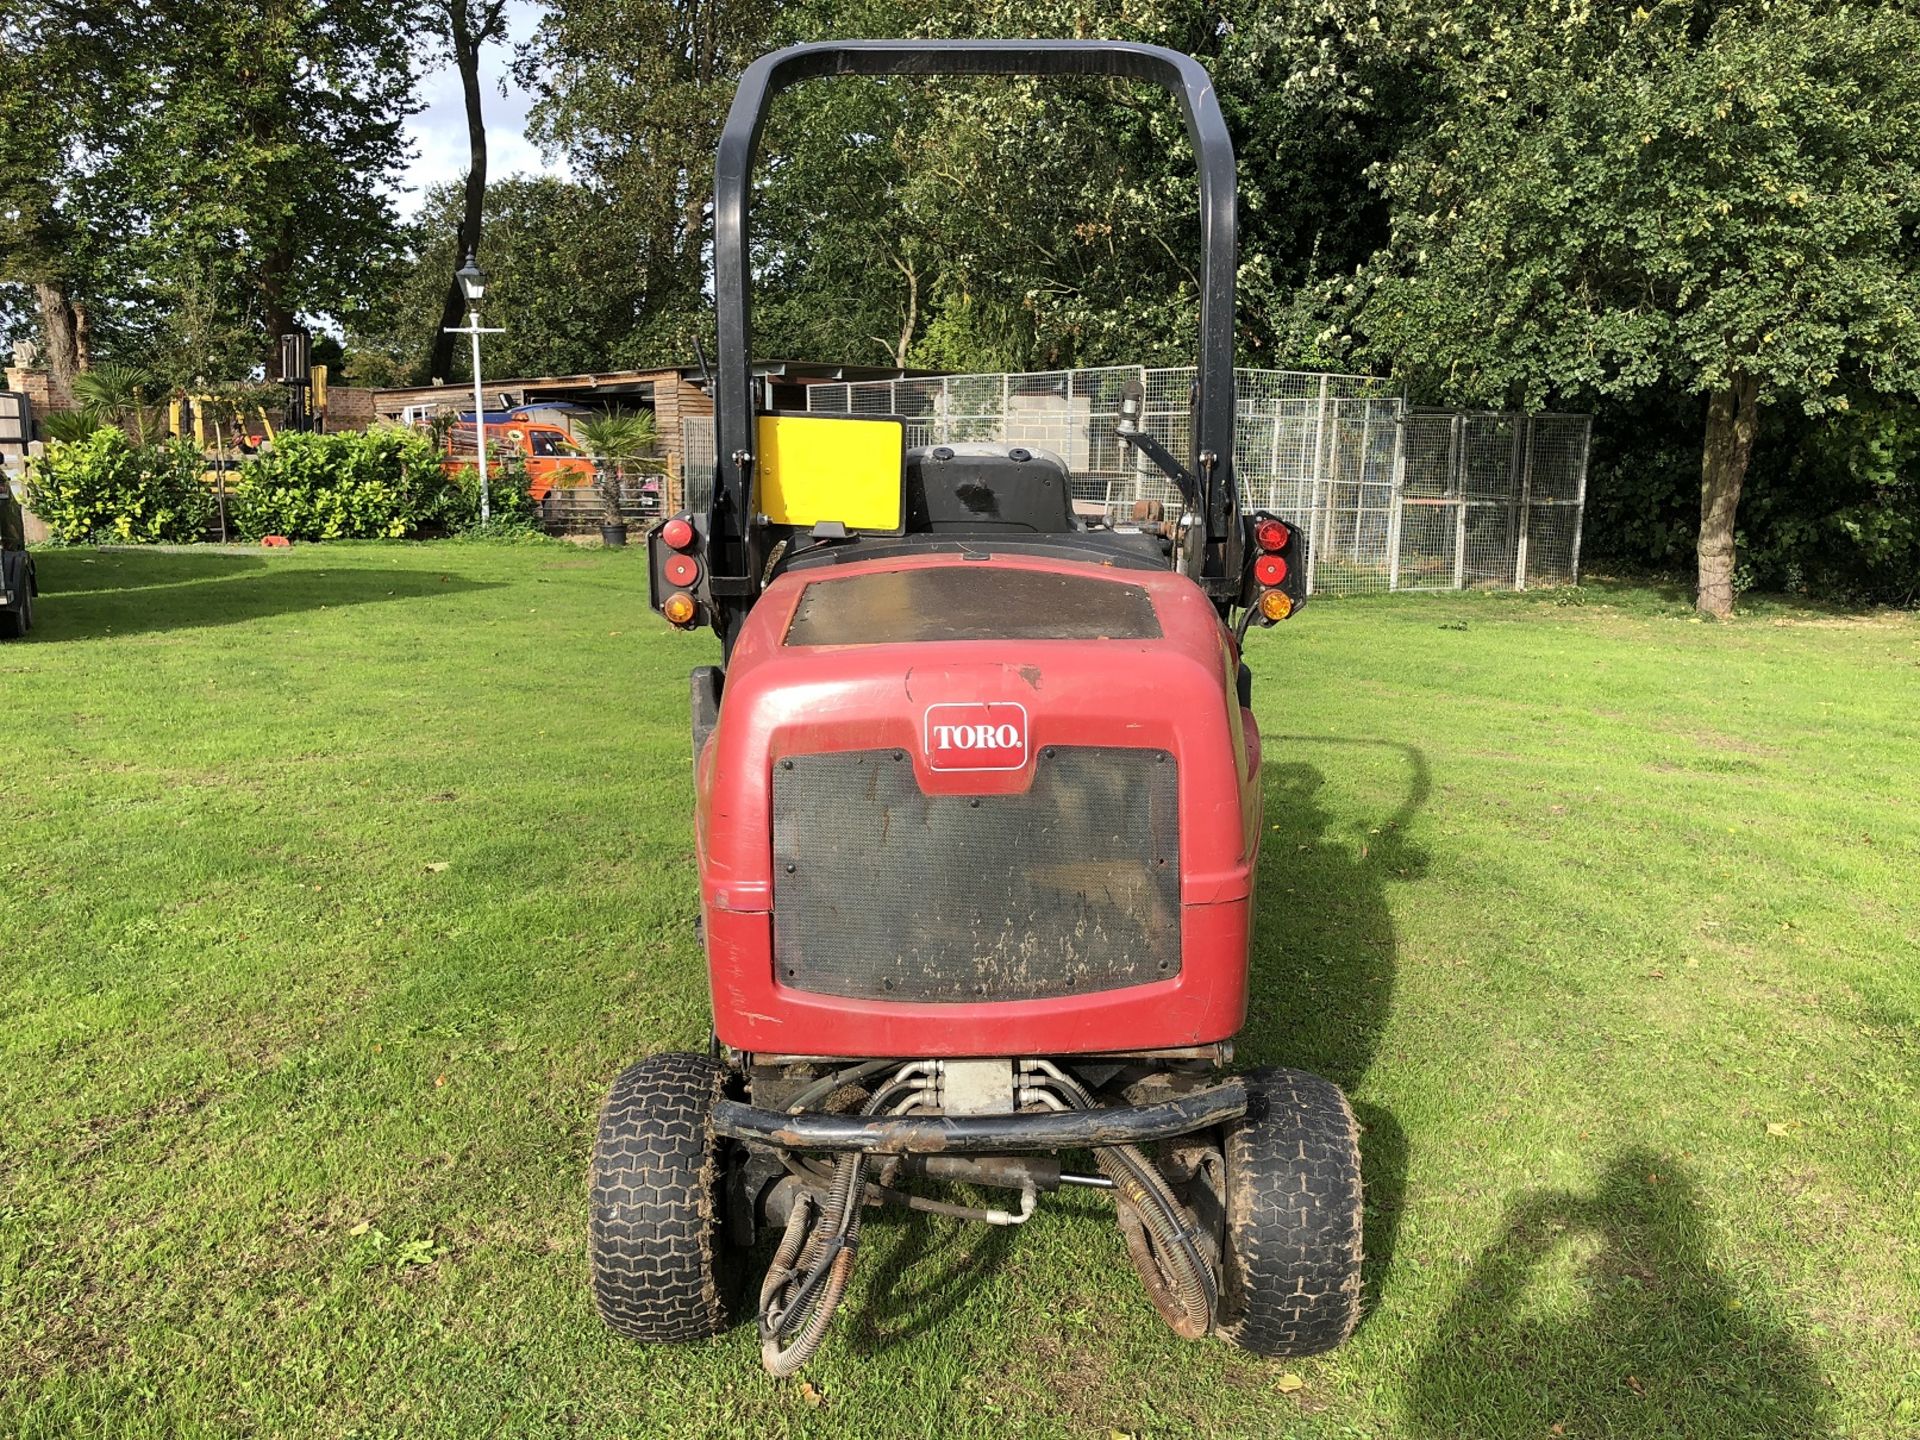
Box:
[457,250,488,304]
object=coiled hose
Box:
[758,1073,919,1376]
[1037,1066,1218,1339]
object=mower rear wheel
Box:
[1215,1067,1364,1356]
[589,1051,735,1342]
[0,572,27,638]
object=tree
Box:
[123,0,417,383]
[0,0,138,388]
[518,0,782,361]
[345,176,655,384]
[424,0,510,383]
[1350,0,1920,616]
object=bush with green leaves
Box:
[230,429,433,541]
[231,428,542,541]
[1739,396,1920,605]
[1589,387,1920,605]
[26,428,213,543]
[432,456,539,535]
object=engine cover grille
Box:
[771,747,1180,1002]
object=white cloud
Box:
[394,0,573,218]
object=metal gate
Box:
[0,391,31,471]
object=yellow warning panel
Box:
[755,413,906,534]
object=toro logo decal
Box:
[924,702,1029,772]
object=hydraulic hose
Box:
[758,1072,921,1376]
[1026,1063,1218,1338]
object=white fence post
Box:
[1451,413,1468,590]
[1514,414,1536,590]
[1304,375,1330,596]
[1570,415,1592,585]
[1386,405,1407,591]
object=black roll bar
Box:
[709,40,1244,628]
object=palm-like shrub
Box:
[39,363,162,445]
[577,408,659,524]
[71,364,162,444]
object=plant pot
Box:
[600,523,628,548]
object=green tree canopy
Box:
[0,0,417,386]
[348,175,658,385]
[1347,0,1920,614]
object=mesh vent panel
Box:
[772,748,1180,1002]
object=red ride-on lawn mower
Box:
[591,40,1363,1376]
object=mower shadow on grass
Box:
[1247,741,1432,1328]
[29,553,500,640]
[849,1193,1116,1353]
[1407,1148,1829,1439]
[849,1207,1020,1353]
[29,548,270,595]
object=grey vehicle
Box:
[0,473,36,639]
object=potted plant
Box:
[578,408,659,547]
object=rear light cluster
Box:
[1246,512,1303,625]
[653,514,703,629]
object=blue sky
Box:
[395,0,572,217]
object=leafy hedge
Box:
[27,428,213,543]
[28,425,539,546]
[1739,398,1920,604]
[231,429,535,541]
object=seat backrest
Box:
[904,443,1077,534]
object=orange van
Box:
[441,420,595,501]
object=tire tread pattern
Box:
[1217,1066,1365,1356]
[589,1051,728,1341]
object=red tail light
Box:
[1254,517,1290,552]
[661,517,695,550]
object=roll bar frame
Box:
[709,40,1243,629]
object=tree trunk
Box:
[32,282,85,396]
[427,0,491,383]
[1696,372,1760,619]
[73,300,92,371]
[892,254,918,367]
[262,245,295,379]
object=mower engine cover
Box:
[693,550,1263,1059]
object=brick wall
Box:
[4,365,75,430]
[323,386,377,431]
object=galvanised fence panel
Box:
[680,366,1591,596]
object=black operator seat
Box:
[904,443,1078,534]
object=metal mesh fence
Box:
[683,408,717,517]
[683,368,1589,596]
[1394,410,1590,592]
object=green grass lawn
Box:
[3,542,1916,1439]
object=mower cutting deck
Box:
[589,39,1364,1376]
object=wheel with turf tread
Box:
[0,560,24,639]
[589,1051,734,1341]
[1216,1067,1364,1356]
